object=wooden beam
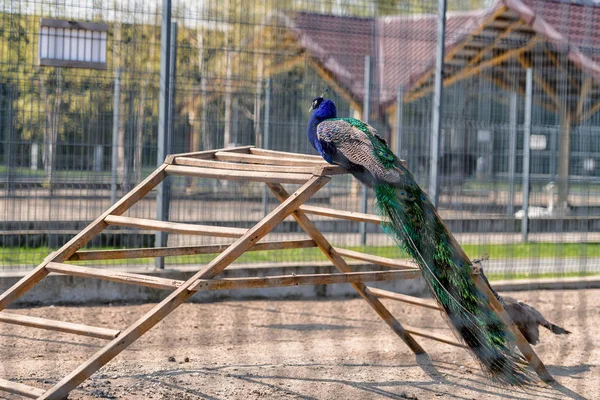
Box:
[40,176,331,400]
[47,262,183,290]
[300,204,383,224]
[165,146,253,163]
[545,49,578,89]
[576,76,592,121]
[579,99,600,123]
[263,53,305,77]
[215,151,327,166]
[334,248,418,270]
[249,148,326,161]
[368,287,442,311]
[407,37,538,102]
[409,6,510,93]
[0,311,120,340]
[267,183,426,355]
[518,54,560,107]
[473,275,554,382]
[480,72,556,114]
[165,165,314,184]
[403,325,467,349]
[0,379,45,399]
[174,156,329,174]
[0,164,168,312]
[104,215,247,238]
[191,270,422,291]
[307,58,362,113]
[69,239,318,261]
[465,20,524,70]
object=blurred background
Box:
[1,0,600,279]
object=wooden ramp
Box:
[0,146,552,399]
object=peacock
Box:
[307,95,533,385]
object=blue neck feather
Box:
[307,100,337,150]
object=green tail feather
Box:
[374,180,533,385]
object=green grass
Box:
[3,242,600,270]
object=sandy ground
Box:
[0,289,598,400]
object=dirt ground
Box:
[1,289,598,400]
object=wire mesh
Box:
[0,0,599,281]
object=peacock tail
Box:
[308,104,533,385]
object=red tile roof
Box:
[283,0,600,110]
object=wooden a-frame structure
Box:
[0,146,553,399]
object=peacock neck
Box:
[307,116,323,150]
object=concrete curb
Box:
[1,263,598,307]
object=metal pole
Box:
[359,56,371,245]
[429,0,447,208]
[507,92,517,215]
[155,3,174,269]
[111,67,121,205]
[262,78,271,216]
[395,85,404,158]
[521,69,533,242]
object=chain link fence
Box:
[1,0,600,278]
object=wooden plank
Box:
[215,151,327,166]
[0,378,45,399]
[165,145,253,162]
[403,325,467,349]
[0,164,168,312]
[39,176,330,400]
[104,215,247,238]
[299,204,383,224]
[473,275,554,382]
[249,148,325,161]
[69,239,318,261]
[334,248,418,270]
[0,311,120,340]
[267,183,425,355]
[191,270,422,291]
[165,165,314,184]
[174,156,331,174]
[47,263,183,290]
[368,288,442,311]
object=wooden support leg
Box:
[39,175,330,400]
[0,165,169,312]
[473,276,554,383]
[267,183,426,355]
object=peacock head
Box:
[309,97,337,120]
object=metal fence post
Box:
[359,55,371,245]
[395,85,404,158]
[522,68,533,242]
[262,78,271,216]
[110,67,121,205]
[507,92,517,215]
[429,0,447,208]
[155,2,174,269]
